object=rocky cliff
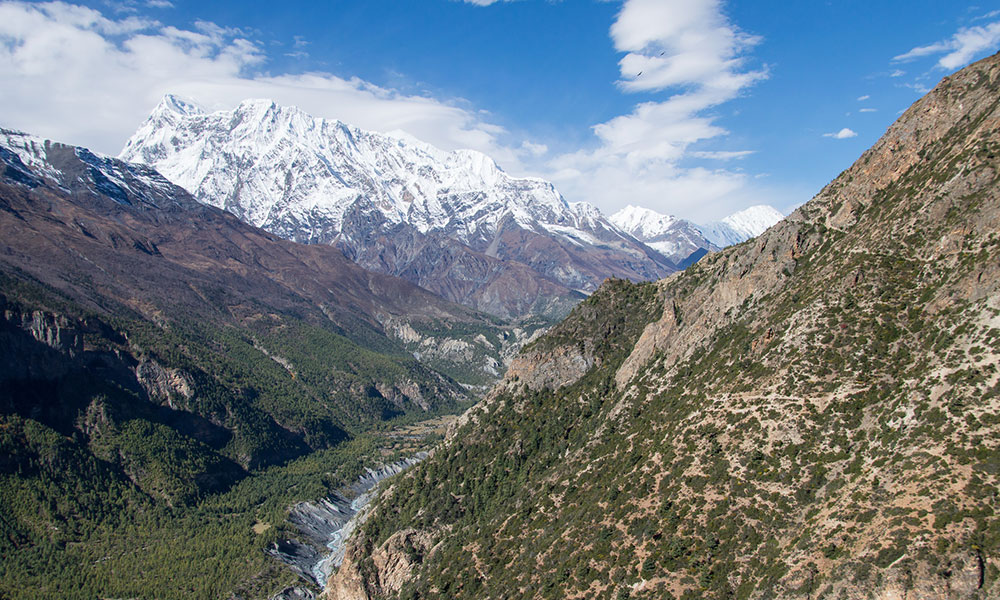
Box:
[325,53,1000,600]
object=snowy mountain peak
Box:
[700,205,785,248]
[155,94,205,118]
[610,203,786,264]
[610,205,680,239]
[721,205,785,238]
[120,97,603,239]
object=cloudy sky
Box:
[1,0,999,222]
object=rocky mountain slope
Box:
[0,130,530,598]
[119,97,676,318]
[610,204,785,265]
[328,53,1000,600]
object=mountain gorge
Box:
[119,97,678,319]
[327,53,1000,600]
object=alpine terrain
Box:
[119,97,678,319]
[327,52,1000,600]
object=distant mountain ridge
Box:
[609,203,785,262]
[120,97,677,319]
[700,204,786,246]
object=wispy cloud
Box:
[857,94,870,101]
[823,128,858,139]
[859,108,877,113]
[520,140,548,157]
[690,150,754,160]
[0,1,514,162]
[894,21,1000,70]
[544,0,768,221]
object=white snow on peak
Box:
[610,205,680,239]
[700,205,784,247]
[611,202,786,262]
[721,205,785,237]
[157,94,205,117]
[119,96,624,246]
[0,129,62,179]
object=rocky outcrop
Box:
[502,344,593,392]
[326,528,434,600]
[616,50,1000,389]
[134,358,193,407]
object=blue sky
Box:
[1,0,999,222]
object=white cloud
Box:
[541,0,767,221]
[857,94,870,101]
[520,140,548,157]
[889,69,906,77]
[859,108,877,113]
[611,0,765,94]
[690,149,754,160]
[0,1,514,162]
[894,21,1000,70]
[823,128,858,139]
[146,0,173,8]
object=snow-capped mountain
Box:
[700,205,785,247]
[121,96,676,318]
[609,205,719,264]
[2,128,192,210]
[610,204,785,264]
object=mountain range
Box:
[119,96,779,319]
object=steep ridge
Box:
[0,130,529,598]
[120,97,676,318]
[329,53,1000,600]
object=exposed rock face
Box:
[120,97,677,318]
[327,528,434,600]
[501,344,593,393]
[328,53,1000,600]
[134,359,193,407]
